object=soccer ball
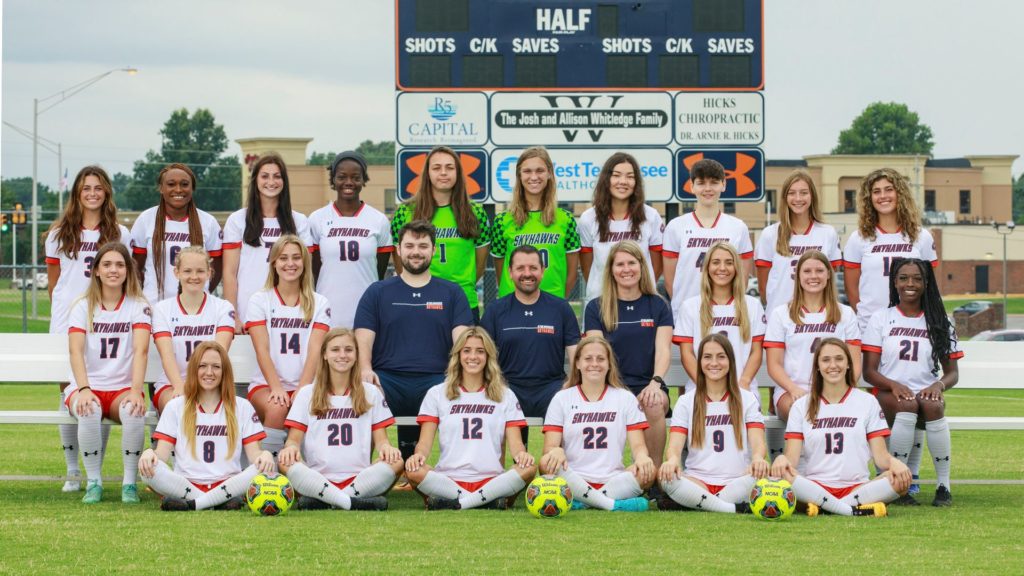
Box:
[749,478,796,520]
[524,475,573,519]
[246,473,295,516]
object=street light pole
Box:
[993,220,1016,329]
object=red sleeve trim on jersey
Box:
[752,335,764,343]
[152,331,172,340]
[669,426,688,435]
[672,335,693,344]
[312,322,331,332]
[132,247,148,255]
[542,425,563,433]
[783,432,804,440]
[866,429,890,440]
[216,326,235,334]
[152,432,177,445]
[739,251,754,259]
[930,260,938,268]
[762,340,785,349]
[842,260,861,269]
[371,417,395,430]
[416,415,440,424]
[830,260,843,269]
[846,339,862,347]
[45,257,60,265]
[579,246,594,253]
[243,431,267,445]
[754,259,772,268]
[376,246,395,253]
[69,327,87,334]
[649,244,663,252]
[244,320,266,330]
[505,419,528,428]
[308,244,320,253]
[662,250,680,259]
[208,250,223,257]
[861,345,882,354]
[222,242,242,250]
[283,419,308,432]
[132,323,151,332]
[949,350,964,360]
[626,422,649,431]
[745,422,765,430]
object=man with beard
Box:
[355,220,472,466]
[480,245,580,447]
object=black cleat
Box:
[349,496,389,511]
[932,486,952,507]
[215,496,245,511]
[426,496,462,511]
[296,496,332,511]
[893,493,920,506]
[656,492,686,511]
[480,497,508,510]
[160,497,195,512]
[735,501,753,514]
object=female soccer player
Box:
[310,151,392,329]
[406,328,536,510]
[584,241,672,468]
[46,166,130,492]
[491,147,581,299]
[223,154,311,332]
[131,163,223,303]
[578,152,664,305]
[863,258,961,506]
[659,334,767,512]
[279,328,402,511]
[139,341,275,511]
[65,242,151,504]
[844,168,937,333]
[390,146,488,320]
[674,242,765,397]
[152,247,235,413]
[754,170,841,315]
[772,338,911,517]
[540,335,654,512]
[245,235,332,457]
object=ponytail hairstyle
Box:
[48,165,122,259]
[181,341,238,460]
[510,147,557,227]
[807,337,855,424]
[79,242,145,331]
[409,146,481,239]
[444,327,506,402]
[153,163,203,298]
[698,242,750,342]
[888,258,956,376]
[788,250,842,325]
[592,152,647,242]
[856,168,921,243]
[264,234,316,323]
[598,240,659,331]
[243,154,297,248]
[691,333,745,450]
[775,170,823,256]
[563,335,627,390]
[310,328,368,418]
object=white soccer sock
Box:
[345,462,397,499]
[925,418,952,489]
[286,462,352,509]
[715,474,757,504]
[908,429,925,476]
[193,465,259,510]
[889,412,918,463]
[416,471,463,500]
[560,468,615,511]
[791,476,853,516]
[842,477,899,507]
[661,477,738,513]
[74,398,104,482]
[147,460,197,500]
[766,425,786,459]
[458,469,526,510]
[601,470,643,500]
[262,428,287,458]
[58,393,79,477]
[119,402,145,485]
[100,424,112,463]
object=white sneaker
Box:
[62,479,82,492]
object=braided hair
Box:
[887,257,956,376]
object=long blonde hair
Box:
[563,335,628,390]
[310,328,369,418]
[775,170,824,256]
[264,234,316,323]
[857,168,921,243]
[79,242,146,331]
[691,334,745,450]
[699,242,750,342]
[444,327,506,402]
[788,250,842,325]
[509,147,557,227]
[598,240,659,331]
[181,341,238,460]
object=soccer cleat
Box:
[349,496,389,511]
[908,475,921,496]
[160,497,196,512]
[734,502,753,515]
[63,479,82,492]
[216,496,245,511]
[612,497,650,512]
[893,493,920,506]
[932,485,952,507]
[646,484,665,502]
[656,492,685,511]
[121,484,140,504]
[852,502,887,517]
[480,497,508,510]
[426,496,462,511]
[805,502,820,517]
[82,480,103,504]
[296,496,332,511]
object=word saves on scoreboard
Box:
[398,0,763,90]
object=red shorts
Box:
[585,481,606,490]
[704,483,726,495]
[66,387,139,417]
[813,480,862,499]
[454,477,495,493]
[330,477,355,490]
[189,479,226,493]
[153,384,174,407]
[247,385,296,402]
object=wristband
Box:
[652,375,665,386]
[77,386,91,393]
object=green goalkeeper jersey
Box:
[390,201,490,308]
[491,209,581,297]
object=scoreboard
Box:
[397,0,764,91]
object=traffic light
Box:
[1,213,7,233]
[12,203,25,225]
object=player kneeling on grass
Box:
[771,338,911,517]
[278,328,402,511]
[658,334,768,513]
[139,341,275,511]
[406,327,537,510]
[540,336,655,512]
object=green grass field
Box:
[1,384,1022,575]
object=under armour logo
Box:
[83,450,99,457]
[478,490,487,502]
[626,305,634,311]
[125,449,141,456]
[682,152,759,197]
[697,494,707,509]
[412,293,421,298]
[351,484,361,496]
[524,311,533,316]
[318,483,328,498]
[220,485,234,499]
[893,451,909,460]
[935,456,950,462]
[183,486,192,497]
[62,444,75,451]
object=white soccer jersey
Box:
[308,202,394,328]
[222,209,312,324]
[244,289,332,389]
[784,388,890,487]
[45,225,131,334]
[843,227,937,331]
[543,385,648,484]
[153,396,266,484]
[662,211,753,313]
[672,295,766,394]
[862,307,963,393]
[754,222,842,315]
[151,294,236,388]
[67,295,151,392]
[130,207,223,303]
[416,384,527,482]
[763,304,860,395]
[669,388,764,485]
[578,205,664,304]
[284,383,395,482]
